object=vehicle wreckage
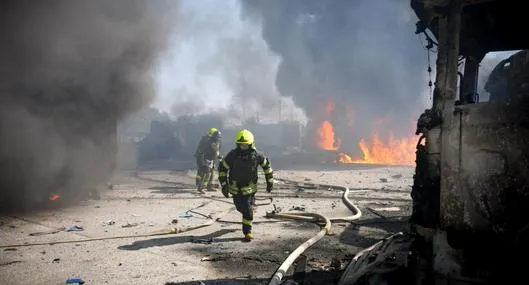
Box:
[338,0,529,284]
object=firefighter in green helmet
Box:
[218,129,274,241]
[194,127,222,194]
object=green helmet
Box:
[208,128,221,138]
[235,129,254,145]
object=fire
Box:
[49,194,61,201]
[317,120,340,150]
[338,133,417,166]
[314,100,417,166]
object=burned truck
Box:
[339,1,529,284]
[486,50,529,102]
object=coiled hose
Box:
[267,178,363,285]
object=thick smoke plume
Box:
[240,0,429,154]
[160,0,306,125]
[0,1,176,212]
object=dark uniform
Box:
[194,128,222,193]
[218,129,273,241]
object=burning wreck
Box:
[339,0,529,284]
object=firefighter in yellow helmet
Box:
[218,129,274,241]
[194,128,222,194]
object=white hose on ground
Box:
[267,178,363,285]
[268,213,331,285]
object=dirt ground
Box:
[0,163,414,285]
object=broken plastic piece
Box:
[66,278,85,284]
[66,225,84,232]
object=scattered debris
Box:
[379,178,388,183]
[372,207,401,212]
[193,238,214,244]
[188,210,212,219]
[121,223,138,228]
[304,178,312,181]
[290,206,306,211]
[201,255,228,262]
[106,220,116,225]
[0,260,22,266]
[52,258,60,263]
[366,207,387,219]
[179,213,193,218]
[66,225,84,232]
[331,202,337,209]
[330,257,342,269]
[65,278,85,284]
[3,248,17,252]
[171,219,179,224]
[131,214,141,217]
[28,227,66,236]
[391,174,403,179]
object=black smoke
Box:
[240,0,428,154]
[0,0,177,212]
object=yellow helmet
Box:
[208,128,219,136]
[235,129,254,145]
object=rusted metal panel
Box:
[412,0,529,55]
[439,99,529,231]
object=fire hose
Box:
[266,178,362,285]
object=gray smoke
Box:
[163,0,306,124]
[0,0,177,212]
[240,0,429,153]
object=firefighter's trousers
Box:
[195,158,215,191]
[233,193,256,235]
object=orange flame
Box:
[317,120,340,150]
[314,101,417,166]
[338,133,417,166]
[49,194,61,201]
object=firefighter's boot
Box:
[242,218,253,241]
[244,231,254,241]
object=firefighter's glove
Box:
[266,183,273,193]
[221,185,230,198]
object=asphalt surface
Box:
[0,163,414,285]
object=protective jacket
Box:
[194,135,221,162]
[218,147,273,195]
